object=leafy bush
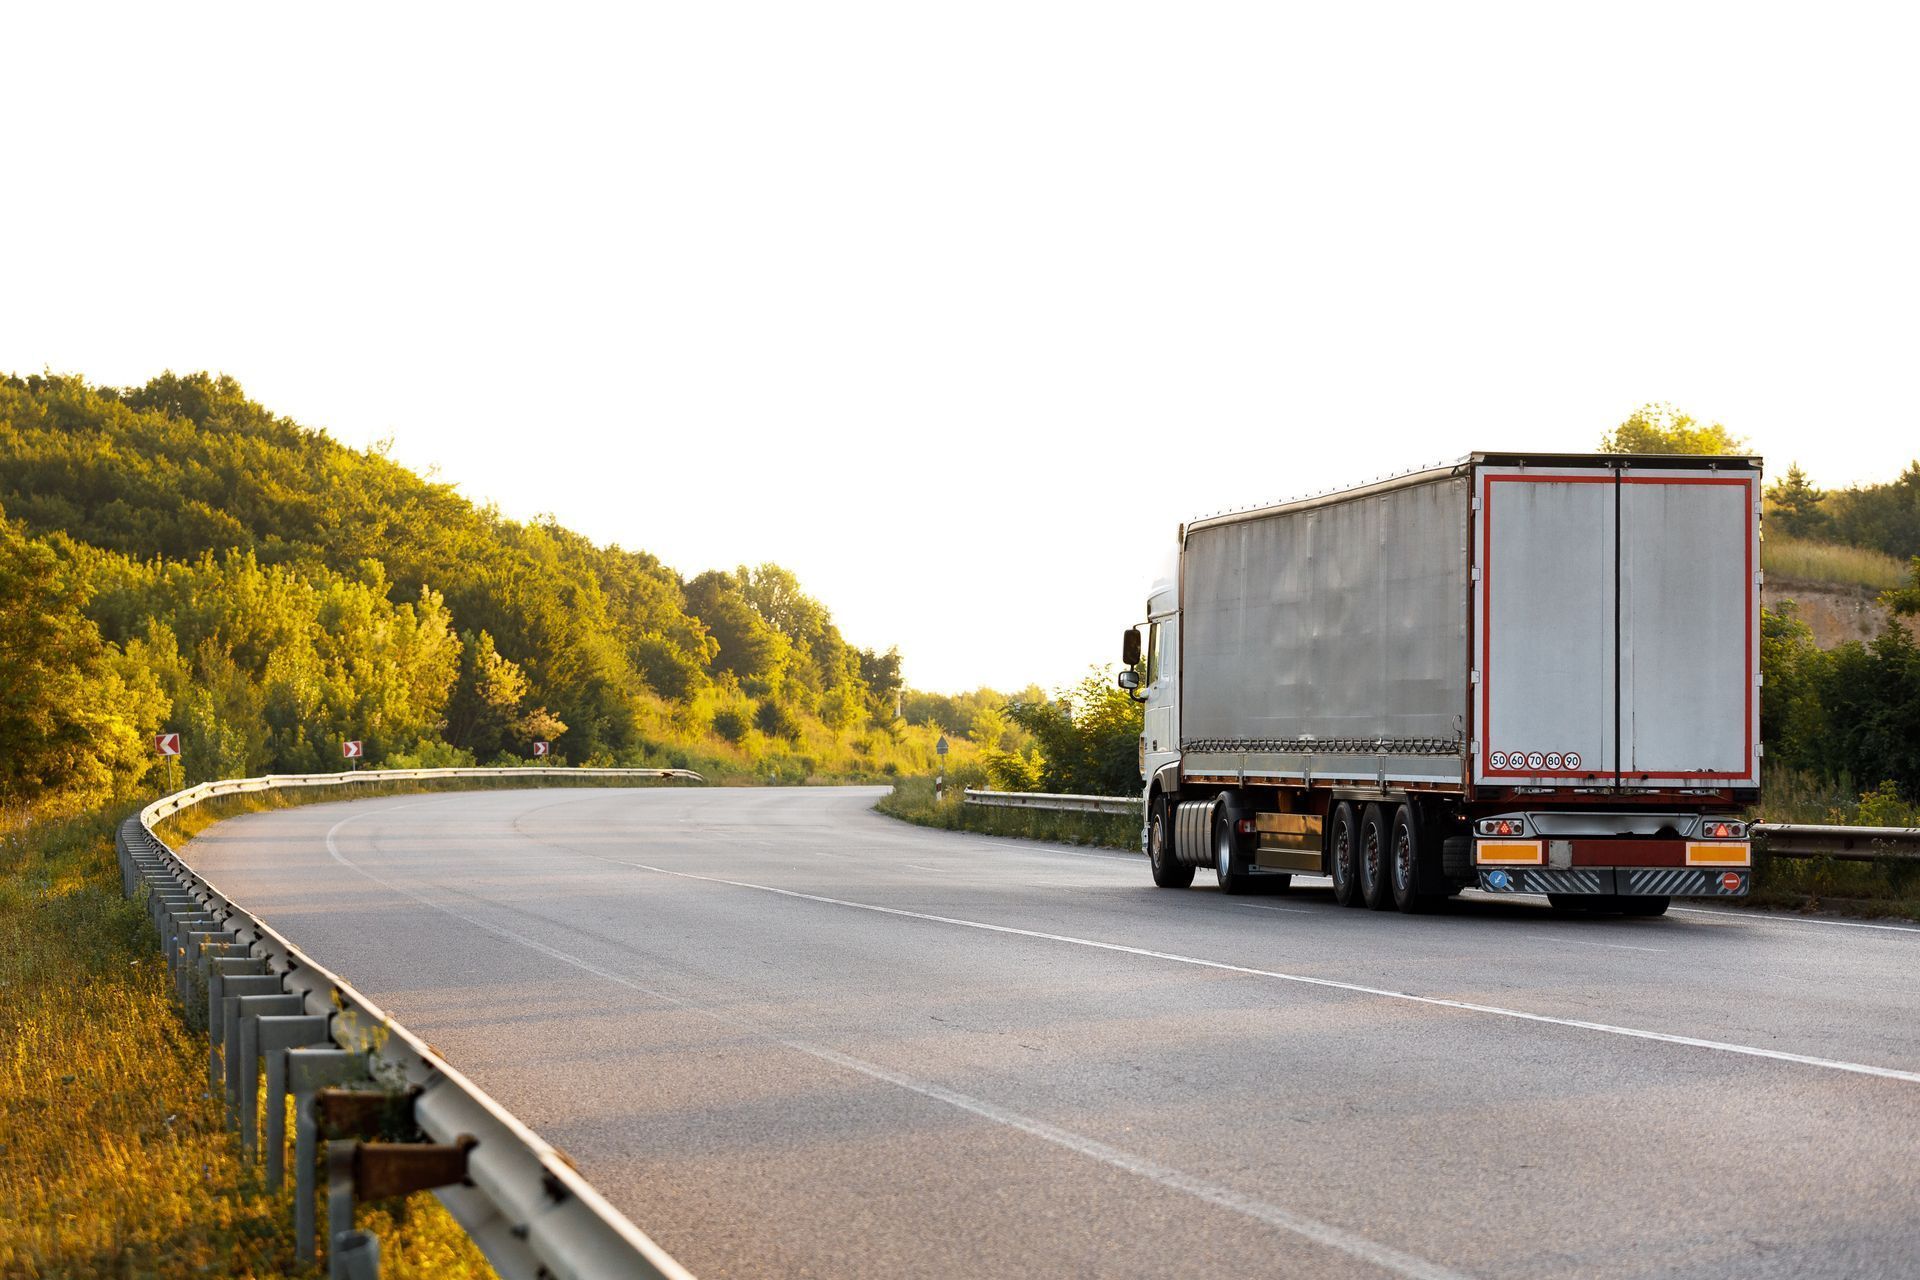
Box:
[1004,669,1143,796]
[711,706,751,743]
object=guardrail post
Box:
[231,994,307,1158]
[263,1015,334,1190]
[290,1051,373,1264]
[181,932,239,1029]
[332,1227,381,1280]
[328,1141,358,1280]
[208,957,270,1088]
[221,977,290,1124]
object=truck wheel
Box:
[1359,804,1393,910]
[1620,895,1670,917]
[1328,802,1361,907]
[1388,803,1433,914]
[1214,806,1254,895]
[1147,796,1194,889]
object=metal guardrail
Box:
[963,791,1920,864]
[1755,823,1920,863]
[123,765,704,1280]
[963,788,1141,816]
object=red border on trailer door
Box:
[1478,471,1756,784]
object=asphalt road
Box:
[182,786,1920,1280]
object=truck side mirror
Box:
[1117,669,1140,691]
[1121,627,1141,667]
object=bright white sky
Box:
[3,3,1916,693]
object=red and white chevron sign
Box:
[342,740,364,759]
[154,732,181,757]
[533,741,549,757]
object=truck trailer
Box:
[1119,452,1761,915]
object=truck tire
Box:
[1620,895,1670,917]
[1147,795,1194,889]
[1359,804,1393,910]
[1214,805,1255,895]
[1388,803,1434,914]
[1328,802,1361,907]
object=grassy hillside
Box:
[1,371,983,821]
[1763,534,1908,591]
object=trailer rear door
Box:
[1618,470,1758,786]
[1474,462,1759,789]
[1475,468,1617,785]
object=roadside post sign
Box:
[936,736,949,757]
[533,741,550,757]
[935,735,949,802]
[154,731,181,795]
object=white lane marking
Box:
[1523,934,1668,954]
[322,813,1467,1280]
[1669,906,1920,935]
[904,863,946,874]
[594,858,1920,1086]
[1233,901,1315,915]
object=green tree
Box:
[1006,669,1143,796]
[445,630,532,759]
[1766,464,1832,539]
[1758,604,1830,774]
[1599,403,1746,455]
[683,570,792,687]
[0,511,167,816]
[1827,463,1920,561]
[1815,625,1920,797]
[1882,558,1920,619]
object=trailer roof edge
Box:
[1183,452,1763,537]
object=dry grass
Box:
[0,804,502,1278]
[1762,534,1908,591]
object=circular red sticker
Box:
[1719,871,1742,892]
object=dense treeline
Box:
[0,372,951,818]
[1767,463,1920,562]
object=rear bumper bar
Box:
[1476,867,1748,897]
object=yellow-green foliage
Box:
[1763,534,1908,591]
[0,808,496,1278]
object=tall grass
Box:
[875,777,1141,850]
[1763,534,1908,590]
[0,806,495,1277]
[1746,768,1920,919]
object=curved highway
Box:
[183,786,1920,1279]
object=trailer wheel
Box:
[1214,806,1255,895]
[1388,803,1433,913]
[1328,802,1361,907]
[1147,795,1194,889]
[1620,895,1670,917]
[1359,804,1393,910]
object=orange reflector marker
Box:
[1476,840,1544,866]
[1686,841,1751,866]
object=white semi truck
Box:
[1119,452,1761,915]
